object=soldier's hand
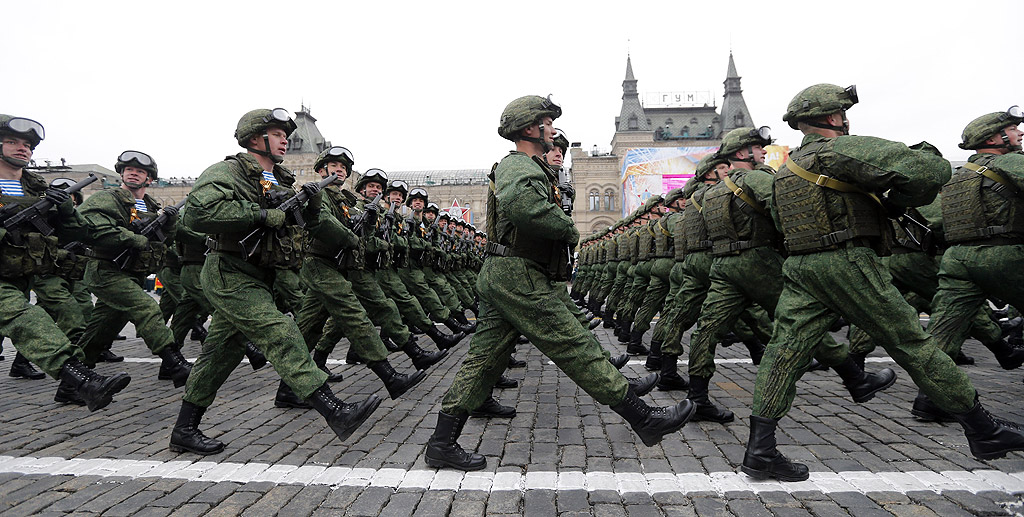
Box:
[44,186,71,206]
[301,190,323,226]
[261,208,287,228]
[557,182,576,202]
[301,182,322,198]
[161,204,180,219]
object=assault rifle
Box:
[372,201,399,270]
[114,198,186,269]
[557,167,575,279]
[1,173,97,243]
[239,174,337,258]
[349,193,383,238]
[896,212,935,253]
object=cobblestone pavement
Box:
[1,313,1023,516]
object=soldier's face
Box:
[524,117,555,143]
[992,124,1024,148]
[410,198,425,210]
[424,212,436,223]
[674,198,686,210]
[363,181,384,198]
[750,145,766,163]
[322,161,350,181]
[546,147,564,166]
[121,166,151,188]
[439,219,448,228]
[388,191,404,205]
[1,136,33,165]
[251,127,289,158]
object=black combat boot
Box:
[952,398,1024,460]
[719,332,741,348]
[627,328,648,355]
[645,340,663,371]
[453,312,477,333]
[98,348,124,362]
[588,318,601,330]
[468,301,479,318]
[424,411,487,471]
[610,390,694,447]
[602,312,615,329]
[157,347,192,388]
[346,348,363,365]
[245,342,268,370]
[687,375,734,423]
[627,372,660,396]
[910,390,954,422]
[849,351,867,370]
[743,339,765,366]
[368,360,426,400]
[54,376,86,406]
[470,396,516,418]
[190,320,208,343]
[442,316,474,335]
[312,350,343,382]
[807,358,829,371]
[59,359,131,412]
[494,375,518,389]
[982,338,1024,370]
[424,325,466,351]
[609,354,630,370]
[954,349,975,366]
[590,300,605,319]
[402,336,448,370]
[275,380,312,408]
[829,316,849,332]
[308,383,382,442]
[10,352,45,380]
[831,357,897,403]
[618,318,633,344]
[169,401,226,455]
[507,355,526,368]
[742,415,809,481]
[657,354,690,391]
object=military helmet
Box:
[50,178,83,205]
[783,84,858,129]
[642,194,664,212]
[314,146,355,176]
[498,94,561,141]
[718,127,772,158]
[234,108,297,146]
[552,128,570,153]
[663,187,684,206]
[356,168,388,192]
[0,114,45,149]
[385,179,409,198]
[424,202,440,214]
[406,187,428,207]
[438,211,451,221]
[959,106,1024,150]
[115,150,158,180]
[695,153,729,178]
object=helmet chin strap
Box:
[805,112,850,135]
[249,133,284,164]
[521,124,553,153]
[996,131,1023,152]
[0,141,29,168]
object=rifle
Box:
[349,193,383,238]
[557,167,575,279]
[896,212,934,253]
[373,201,399,269]
[1,173,97,243]
[239,174,337,258]
[113,198,186,269]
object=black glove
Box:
[44,187,71,206]
[162,205,179,218]
[557,182,575,202]
[301,181,322,198]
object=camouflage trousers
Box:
[377,267,434,332]
[32,273,87,343]
[398,265,452,321]
[661,252,713,356]
[296,256,389,362]
[753,247,976,420]
[632,258,674,334]
[604,261,632,315]
[687,247,840,380]
[73,279,93,324]
[183,253,327,408]
[441,257,626,416]
[157,264,182,323]
[346,268,411,345]
[593,261,618,306]
[273,268,304,316]
[80,261,176,364]
[172,263,213,346]
[651,261,686,344]
[929,244,1024,357]
[849,251,1001,355]
[0,276,82,378]
[619,261,652,322]
[448,270,475,309]
[424,265,463,312]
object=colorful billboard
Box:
[619,145,789,215]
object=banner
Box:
[619,145,789,215]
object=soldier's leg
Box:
[349,269,412,344]
[169,293,204,345]
[556,284,592,329]
[78,297,131,365]
[83,264,176,356]
[32,274,87,343]
[633,259,672,335]
[661,252,714,357]
[181,314,248,408]
[273,268,304,316]
[449,272,475,309]
[399,266,451,321]
[377,269,436,332]
[72,279,94,324]
[0,278,85,378]
[426,267,463,312]
[158,265,183,323]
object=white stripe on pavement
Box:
[0,455,1020,495]
[547,357,897,366]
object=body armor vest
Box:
[0,178,61,278]
[637,223,654,261]
[605,237,618,262]
[654,217,674,258]
[703,171,776,257]
[942,155,1024,245]
[773,142,889,255]
[683,188,712,252]
[670,213,687,260]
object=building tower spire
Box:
[720,52,754,133]
[615,55,649,132]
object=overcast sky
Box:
[7,0,1021,179]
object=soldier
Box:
[745,85,1024,481]
[77,151,192,386]
[640,187,685,371]
[293,146,428,402]
[424,95,692,471]
[170,108,380,455]
[422,203,476,332]
[921,107,1024,414]
[621,196,663,354]
[0,114,131,409]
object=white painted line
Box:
[0,455,1021,495]
[548,357,897,367]
[120,357,357,366]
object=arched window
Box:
[734,113,744,126]
[604,189,615,211]
[588,190,600,211]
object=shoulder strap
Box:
[962,161,1019,195]
[785,157,883,206]
[722,174,768,216]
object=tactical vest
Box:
[774,141,889,255]
[0,185,62,278]
[86,191,169,274]
[628,228,641,265]
[703,171,776,256]
[942,155,1024,245]
[306,188,365,270]
[654,216,674,258]
[637,222,654,261]
[605,237,618,262]
[683,188,713,252]
[669,213,687,260]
